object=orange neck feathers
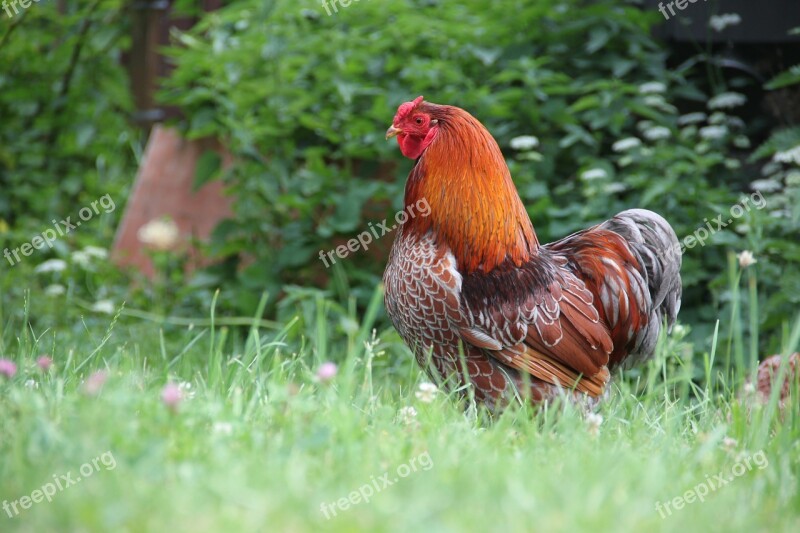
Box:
[403,105,539,274]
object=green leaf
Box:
[194,151,222,191]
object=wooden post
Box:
[128,0,169,130]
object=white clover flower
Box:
[643,126,671,141]
[708,92,746,110]
[397,406,418,425]
[581,168,608,181]
[415,382,438,403]
[773,145,800,166]
[722,436,738,451]
[34,259,67,274]
[178,381,196,400]
[138,218,180,251]
[44,284,65,297]
[709,13,742,32]
[91,300,116,315]
[639,81,666,94]
[510,135,540,151]
[737,250,757,269]
[212,421,233,436]
[82,246,108,260]
[677,112,707,126]
[612,137,642,152]
[585,412,603,436]
[699,125,728,140]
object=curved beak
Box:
[385,125,402,140]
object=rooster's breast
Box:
[383,229,464,370]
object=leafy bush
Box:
[0,1,136,250]
[160,0,798,361]
[0,1,140,318]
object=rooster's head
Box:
[386,96,440,159]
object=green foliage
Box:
[0,0,140,315]
[0,0,135,245]
[160,0,799,361]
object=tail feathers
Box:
[600,209,682,360]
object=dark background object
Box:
[643,0,800,43]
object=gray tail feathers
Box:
[600,209,683,359]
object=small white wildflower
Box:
[581,168,608,181]
[91,300,116,315]
[603,183,627,194]
[34,259,67,274]
[639,82,666,94]
[786,170,800,186]
[612,137,642,152]
[397,406,418,425]
[773,145,800,166]
[44,284,65,297]
[722,436,738,451]
[743,382,756,394]
[737,250,757,269]
[643,95,677,113]
[585,412,603,436]
[71,250,92,267]
[699,125,728,140]
[708,112,728,125]
[415,382,438,403]
[749,179,782,193]
[709,13,742,32]
[708,92,746,110]
[510,135,540,151]
[212,422,233,436]
[643,126,671,141]
[677,112,707,126]
[24,379,38,389]
[672,324,687,337]
[178,381,196,399]
[82,246,108,260]
[138,218,180,251]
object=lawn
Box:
[1,284,799,532]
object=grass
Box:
[1,275,800,532]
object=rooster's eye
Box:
[415,117,423,125]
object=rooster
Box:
[383,96,682,409]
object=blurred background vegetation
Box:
[1,0,799,372]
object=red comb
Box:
[394,96,424,123]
